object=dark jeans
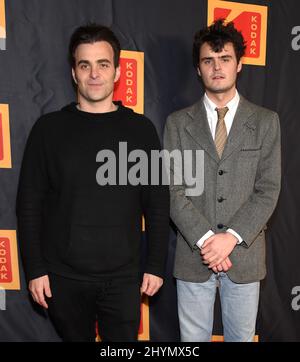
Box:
[47,273,141,342]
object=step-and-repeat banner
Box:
[0,0,300,342]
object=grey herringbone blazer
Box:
[164,96,281,283]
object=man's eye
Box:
[204,60,211,64]
[100,63,109,68]
[222,58,230,62]
[80,64,89,69]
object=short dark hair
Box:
[192,19,246,68]
[68,23,121,68]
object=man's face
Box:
[197,42,242,95]
[72,41,120,105]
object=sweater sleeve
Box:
[141,120,170,279]
[16,119,50,282]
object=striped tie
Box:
[215,107,229,158]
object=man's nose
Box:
[213,59,221,71]
[90,66,99,79]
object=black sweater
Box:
[17,103,170,282]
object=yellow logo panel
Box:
[0,230,20,290]
[0,0,6,50]
[138,294,150,340]
[0,104,12,168]
[113,50,144,114]
[207,0,268,66]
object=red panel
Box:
[214,8,261,58]
[0,113,4,161]
[114,58,138,106]
[0,237,13,283]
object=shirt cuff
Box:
[227,228,243,244]
[196,230,215,249]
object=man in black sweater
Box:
[16,24,169,342]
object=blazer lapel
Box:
[221,95,257,161]
[184,96,257,163]
[185,98,220,163]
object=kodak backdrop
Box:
[0,0,300,342]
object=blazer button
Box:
[218,170,224,175]
[217,224,224,229]
[217,197,225,203]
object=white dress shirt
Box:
[196,90,243,249]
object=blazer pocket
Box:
[240,148,261,158]
[64,224,132,274]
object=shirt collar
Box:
[203,90,240,116]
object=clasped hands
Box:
[200,232,238,273]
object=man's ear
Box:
[237,59,242,73]
[197,67,201,77]
[72,68,77,84]
[114,65,121,83]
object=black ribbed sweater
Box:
[17,103,169,282]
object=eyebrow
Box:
[77,59,112,65]
[200,55,233,61]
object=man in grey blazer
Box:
[164,19,281,342]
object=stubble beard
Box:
[205,79,236,95]
[79,86,114,104]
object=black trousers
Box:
[47,273,141,342]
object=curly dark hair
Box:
[192,19,246,69]
[68,23,121,68]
